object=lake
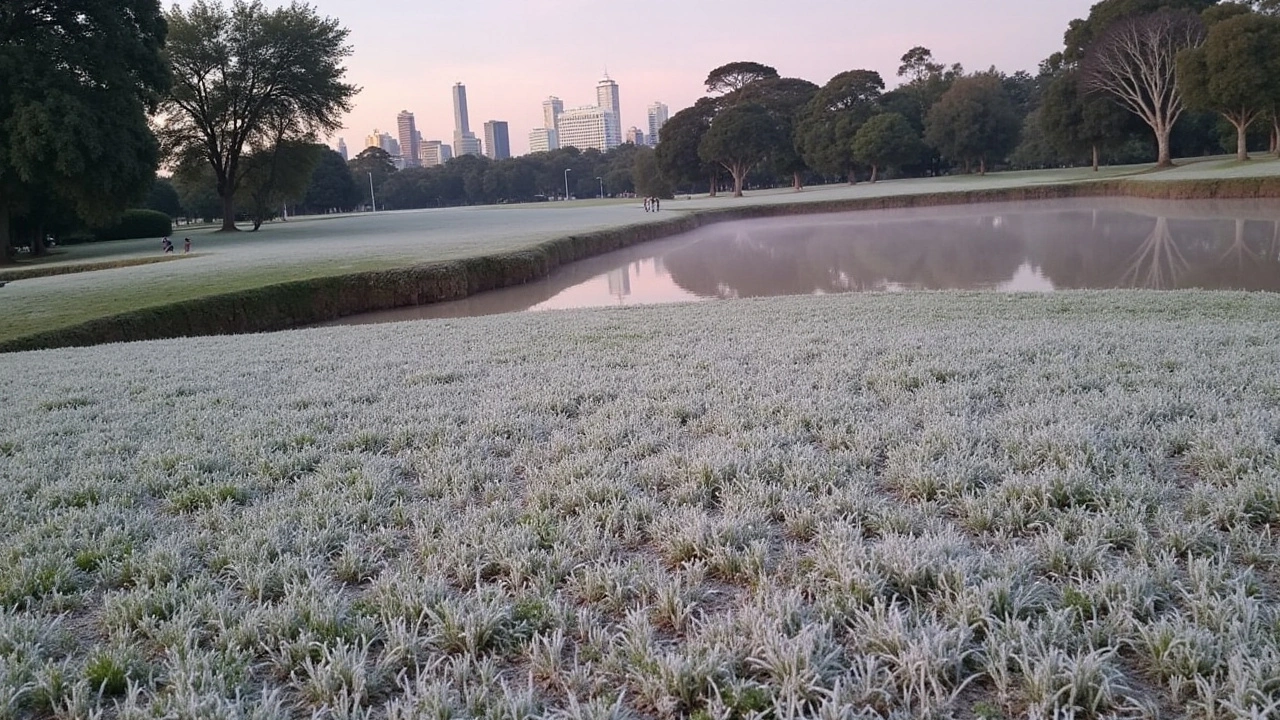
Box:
[328,198,1280,325]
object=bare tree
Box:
[1083,10,1205,168]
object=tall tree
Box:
[237,141,321,229]
[159,0,357,232]
[656,98,720,195]
[0,0,169,261]
[925,72,1022,175]
[699,104,781,197]
[145,178,184,218]
[1039,69,1131,170]
[348,147,396,209]
[704,62,779,95]
[731,78,820,190]
[1177,12,1280,161]
[303,148,361,213]
[852,113,923,182]
[1082,9,1206,167]
[796,70,886,182]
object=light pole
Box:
[368,172,377,212]
[595,177,603,199]
[563,168,572,200]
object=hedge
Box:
[93,209,173,242]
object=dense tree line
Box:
[654,0,1280,195]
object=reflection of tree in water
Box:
[661,217,1025,298]
[1120,216,1187,290]
[1023,210,1280,291]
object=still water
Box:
[331,198,1280,325]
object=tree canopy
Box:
[1,0,169,259]
[853,113,922,182]
[705,62,779,95]
[1177,12,1280,160]
[656,98,721,195]
[796,70,886,181]
[925,73,1021,174]
[699,104,782,197]
[159,0,357,231]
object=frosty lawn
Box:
[4,156,1280,350]
[1,291,1278,718]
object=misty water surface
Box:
[329,198,1280,325]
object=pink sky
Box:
[183,0,1100,156]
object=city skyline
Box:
[283,0,1100,156]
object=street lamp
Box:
[368,172,377,212]
[595,177,603,199]
[563,168,572,200]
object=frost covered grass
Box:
[1,291,1278,718]
[4,156,1280,351]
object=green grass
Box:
[3,156,1279,350]
[1,291,1278,717]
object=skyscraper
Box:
[596,76,622,148]
[421,140,451,167]
[647,102,669,146]
[557,106,620,152]
[451,82,482,157]
[542,96,564,132]
[528,128,559,153]
[397,111,421,168]
[337,137,348,161]
[484,121,511,160]
[625,127,645,146]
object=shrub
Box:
[93,209,173,242]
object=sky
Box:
[194,0,1101,156]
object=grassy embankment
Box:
[2,157,1279,352]
[1,292,1278,717]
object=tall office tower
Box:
[439,144,453,162]
[337,137,348,161]
[542,96,564,131]
[647,102,669,145]
[483,121,511,160]
[452,82,482,157]
[557,106,620,152]
[413,130,424,163]
[420,140,448,167]
[364,130,382,151]
[625,127,645,146]
[596,76,622,147]
[528,127,559,153]
[397,111,421,167]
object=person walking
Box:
[654,197,661,212]
[643,197,651,212]
[183,238,191,254]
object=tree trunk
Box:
[963,159,971,174]
[1155,125,1174,168]
[1272,118,1279,158]
[1231,117,1250,162]
[220,193,239,232]
[847,168,857,185]
[731,165,746,198]
[793,172,802,192]
[979,157,987,176]
[30,223,46,257]
[0,205,11,265]
[869,164,879,183]
[708,172,717,198]
[1092,145,1100,172]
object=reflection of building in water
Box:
[653,254,667,276]
[606,267,631,301]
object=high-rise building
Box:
[484,121,511,160]
[557,106,620,152]
[365,130,400,157]
[528,128,559,153]
[337,137,348,161]
[397,111,421,168]
[625,127,645,146]
[542,96,564,131]
[596,76,622,148]
[421,140,451,167]
[452,82,482,157]
[647,102,669,145]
